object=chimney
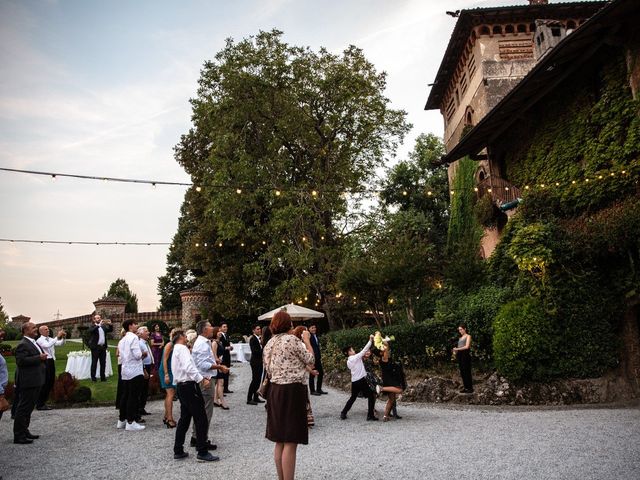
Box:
[528,0,549,5]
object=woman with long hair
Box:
[211,326,229,410]
[150,324,164,372]
[379,341,405,422]
[264,311,315,480]
[159,328,181,428]
[453,324,473,393]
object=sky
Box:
[0,0,585,322]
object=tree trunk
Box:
[405,297,416,323]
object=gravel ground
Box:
[1,363,639,480]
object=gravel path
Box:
[1,363,639,480]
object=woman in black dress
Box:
[453,323,473,393]
[379,341,405,422]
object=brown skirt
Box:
[265,382,308,445]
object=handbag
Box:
[257,336,279,399]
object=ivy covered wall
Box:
[485,46,640,381]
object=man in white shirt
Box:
[190,320,229,450]
[171,331,219,462]
[116,319,146,431]
[137,326,153,417]
[35,325,66,411]
[340,334,377,421]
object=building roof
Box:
[424,1,607,111]
[94,296,127,304]
[440,0,635,164]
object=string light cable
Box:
[0,238,170,246]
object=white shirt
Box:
[119,331,144,380]
[139,338,153,366]
[191,335,217,379]
[346,340,372,382]
[171,343,203,384]
[36,335,65,360]
[97,325,105,346]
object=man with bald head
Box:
[35,325,66,410]
[13,321,47,444]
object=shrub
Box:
[70,385,92,403]
[0,342,14,354]
[434,285,512,364]
[2,326,22,341]
[493,297,558,381]
[52,372,79,403]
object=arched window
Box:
[479,25,490,36]
[505,24,515,34]
[517,24,527,33]
[465,108,474,126]
[492,25,503,35]
[566,20,576,29]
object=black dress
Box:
[215,341,228,381]
[380,357,405,389]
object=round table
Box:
[65,351,113,380]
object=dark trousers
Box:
[457,350,473,391]
[11,379,20,418]
[90,346,107,381]
[223,358,231,391]
[37,359,56,408]
[341,377,375,418]
[175,381,208,455]
[13,386,40,440]
[309,362,324,392]
[139,365,152,412]
[115,364,123,410]
[119,375,143,423]
[247,362,263,401]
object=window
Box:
[505,24,515,34]
[479,25,490,36]
[492,25,503,35]
[517,24,527,33]
[551,28,561,37]
[566,20,576,29]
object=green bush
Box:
[493,297,558,381]
[322,320,454,372]
[70,385,92,403]
[434,285,512,363]
[0,342,13,353]
[2,326,22,341]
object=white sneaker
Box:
[125,421,145,431]
[376,385,382,396]
[116,420,126,429]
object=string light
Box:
[236,188,242,194]
[0,239,170,246]
[275,190,281,196]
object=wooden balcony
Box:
[476,176,521,209]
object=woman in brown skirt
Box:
[263,311,315,480]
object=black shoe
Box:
[191,438,218,450]
[253,398,265,403]
[190,437,197,447]
[340,412,347,420]
[366,416,379,421]
[26,432,40,439]
[197,452,220,462]
[174,451,189,460]
[223,390,233,394]
[247,400,258,405]
[100,378,107,382]
[91,379,97,383]
[318,390,329,395]
[36,405,52,411]
[139,409,151,415]
[14,438,33,444]
[310,391,321,396]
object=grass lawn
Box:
[3,340,119,405]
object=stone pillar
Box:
[179,286,211,330]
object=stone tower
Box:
[179,286,211,330]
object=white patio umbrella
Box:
[258,303,325,321]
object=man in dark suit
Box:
[87,314,113,382]
[13,321,47,444]
[219,323,233,393]
[309,324,327,395]
[246,325,264,405]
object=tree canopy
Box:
[162,30,410,327]
[105,278,138,313]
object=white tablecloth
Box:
[65,351,113,380]
[230,343,252,363]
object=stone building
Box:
[6,314,31,331]
[425,0,604,186]
[430,0,639,391]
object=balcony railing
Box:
[477,176,521,208]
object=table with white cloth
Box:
[65,351,113,380]
[230,343,252,363]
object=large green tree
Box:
[167,30,409,328]
[0,296,9,327]
[105,278,138,313]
